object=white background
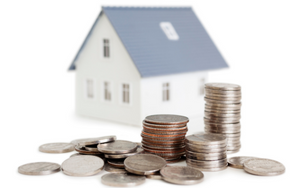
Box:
[1,0,299,187]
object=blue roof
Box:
[69,6,228,77]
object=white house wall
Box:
[140,71,208,122]
[75,13,141,125]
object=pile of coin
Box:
[141,114,189,163]
[204,83,242,154]
[185,133,228,171]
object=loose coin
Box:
[61,155,104,176]
[101,173,146,187]
[105,164,127,174]
[228,156,258,169]
[243,158,285,176]
[145,114,189,125]
[18,162,61,175]
[39,142,74,153]
[71,135,116,146]
[185,132,227,145]
[75,145,102,155]
[84,144,99,152]
[97,140,138,154]
[107,159,125,168]
[104,148,144,159]
[160,166,204,185]
[124,154,167,175]
[146,172,162,180]
[205,83,241,91]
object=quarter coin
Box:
[74,145,102,154]
[205,83,241,91]
[146,172,163,180]
[228,156,258,169]
[107,159,125,168]
[244,158,285,176]
[187,163,228,172]
[18,162,61,175]
[97,140,138,154]
[101,173,146,187]
[39,142,74,153]
[71,135,116,146]
[160,166,204,185]
[145,114,189,125]
[185,132,227,145]
[105,164,127,174]
[104,148,144,159]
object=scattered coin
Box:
[18,162,61,175]
[104,148,144,159]
[124,154,167,175]
[98,140,138,154]
[160,166,204,185]
[39,143,74,153]
[74,145,102,155]
[105,164,127,174]
[101,173,146,187]
[228,156,258,169]
[146,172,163,180]
[71,135,116,146]
[107,159,125,168]
[243,158,285,176]
[83,144,99,152]
[61,155,104,176]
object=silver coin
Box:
[205,97,241,104]
[101,173,146,187]
[145,171,162,180]
[205,111,241,117]
[204,118,240,124]
[18,162,61,175]
[204,116,241,121]
[75,145,102,154]
[105,164,127,174]
[205,128,240,134]
[107,159,125,168]
[98,140,138,154]
[186,158,227,167]
[84,144,99,152]
[205,122,241,129]
[187,163,228,172]
[71,135,116,146]
[184,141,226,149]
[228,156,259,169]
[105,148,144,159]
[205,83,241,91]
[186,151,227,161]
[124,154,167,175]
[186,144,227,153]
[39,142,74,153]
[205,88,242,94]
[205,91,241,98]
[226,150,240,154]
[186,161,227,168]
[244,158,285,176]
[145,114,189,125]
[143,120,187,128]
[205,95,241,101]
[185,132,227,145]
[61,155,104,176]
[205,108,240,114]
[205,102,242,109]
[210,132,241,138]
[227,145,241,151]
[160,166,204,185]
[205,125,241,132]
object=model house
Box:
[68,6,228,126]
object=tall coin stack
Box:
[185,133,228,171]
[141,114,189,163]
[204,83,242,154]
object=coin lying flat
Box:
[71,135,116,146]
[146,172,162,180]
[61,155,104,176]
[107,159,125,168]
[101,173,146,187]
[244,158,285,176]
[124,154,167,175]
[75,145,102,155]
[228,156,258,169]
[145,114,189,125]
[39,143,74,153]
[160,166,204,185]
[18,162,61,175]
[98,140,137,154]
[205,83,241,91]
[105,164,127,173]
[185,132,227,145]
[83,144,99,152]
[105,148,144,159]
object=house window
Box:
[163,83,170,101]
[200,78,205,95]
[160,22,179,41]
[86,79,94,99]
[104,82,111,101]
[122,84,130,104]
[103,39,110,58]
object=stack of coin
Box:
[185,133,228,171]
[204,83,242,154]
[141,114,189,163]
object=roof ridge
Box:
[102,6,192,9]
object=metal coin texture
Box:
[160,166,204,185]
[61,155,104,176]
[205,88,241,95]
[205,83,241,91]
[71,135,116,146]
[75,145,102,154]
[107,159,125,168]
[187,163,228,172]
[226,150,240,154]
[243,158,285,176]
[101,173,146,187]
[146,172,163,180]
[186,144,227,153]
[104,148,144,159]
[105,164,127,174]
[97,140,138,154]
[39,142,74,153]
[205,102,242,109]
[143,121,187,128]
[18,162,61,175]
[228,156,259,169]
[185,132,227,145]
[124,154,167,175]
[205,97,241,104]
[145,114,189,125]
[84,144,99,152]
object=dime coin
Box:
[243,158,285,176]
[228,156,258,169]
[185,132,227,145]
[160,166,204,185]
[205,83,241,91]
[105,164,127,174]
[97,140,137,154]
[18,162,61,175]
[107,159,125,168]
[104,148,144,159]
[71,135,116,146]
[101,173,146,187]
[39,142,74,153]
[124,154,167,175]
[61,155,104,176]
[145,114,189,125]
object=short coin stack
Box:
[185,133,228,171]
[141,114,189,163]
[204,83,242,154]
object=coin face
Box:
[228,156,258,169]
[243,158,285,176]
[101,173,146,187]
[71,135,116,146]
[61,155,104,176]
[124,154,167,175]
[39,142,74,153]
[205,83,241,91]
[18,162,61,175]
[145,114,189,125]
[104,164,127,174]
[160,166,204,185]
[185,132,227,145]
[97,140,138,154]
